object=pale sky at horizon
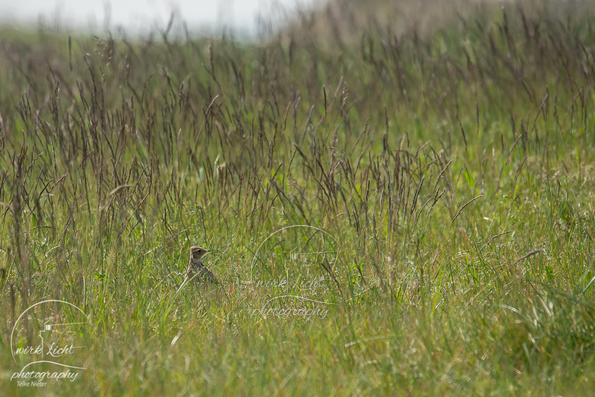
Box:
[0,0,322,35]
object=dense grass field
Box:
[2,0,595,395]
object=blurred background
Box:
[0,0,322,37]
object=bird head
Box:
[190,246,209,260]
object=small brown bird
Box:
[185,246,219,285]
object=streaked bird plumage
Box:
[185,246,219,285]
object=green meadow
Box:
[1,0,595,395]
